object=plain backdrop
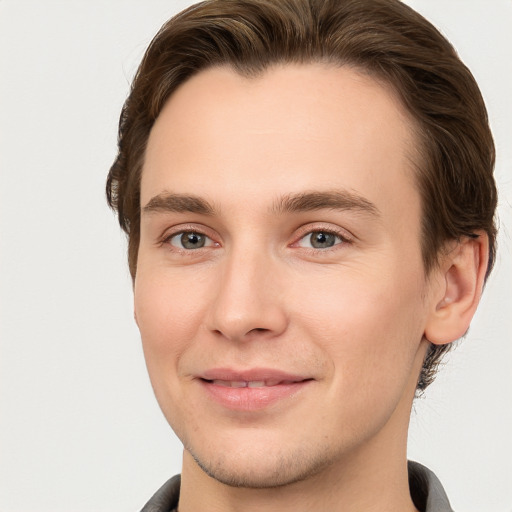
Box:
[0,1,511,511]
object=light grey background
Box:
[0,1,510,511]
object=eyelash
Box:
[159,225,352,254]
[291,225,351,252]
[159,224,218,253]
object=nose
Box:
[206,247,288,342]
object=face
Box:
[135,64,436,487]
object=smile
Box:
[208,379,297,388]
[197,369,313,411]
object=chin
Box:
[186,440,337,489]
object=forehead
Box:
[141,64,420,222]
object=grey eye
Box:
[309,231,337,248]
[170,232,208,249]
[297,230,342,249]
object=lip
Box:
[197,368,313,411]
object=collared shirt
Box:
[140,460,454,512]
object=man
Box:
[107,1,497,510]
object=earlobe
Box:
[424,232,489,345]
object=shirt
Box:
[140,460,454,512]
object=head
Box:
[106,0,497,484]
[107,0,497,392]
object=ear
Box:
[424,231,489,345]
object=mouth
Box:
[197,369,313,411]
[204,379,302,388]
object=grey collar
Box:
[141,461,453,512]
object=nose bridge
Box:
[208,241,287,341]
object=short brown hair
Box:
[107,0,497,390]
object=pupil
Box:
[181,232,205,249]
[311,231,335,248]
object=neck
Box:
[178,405,418,512]
[179,447,416,512]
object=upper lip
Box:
[199,368,311,384]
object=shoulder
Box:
[140,474,181,512]
[408,461,454,512]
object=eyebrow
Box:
[142,189,380,217]
[272,190,380,216]
[142,193,216,215]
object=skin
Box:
[134,64,487,512]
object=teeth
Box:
[210,380,286,388]
[247,381,265,388]
[211,380,248,388]
[230,381,248,388]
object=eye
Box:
[297,230,344,249]
[168,231,215,250]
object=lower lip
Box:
[199,380,311,411]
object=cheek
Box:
[133,268,215,432]
[133,269,210,377]
[291,265,427,392]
